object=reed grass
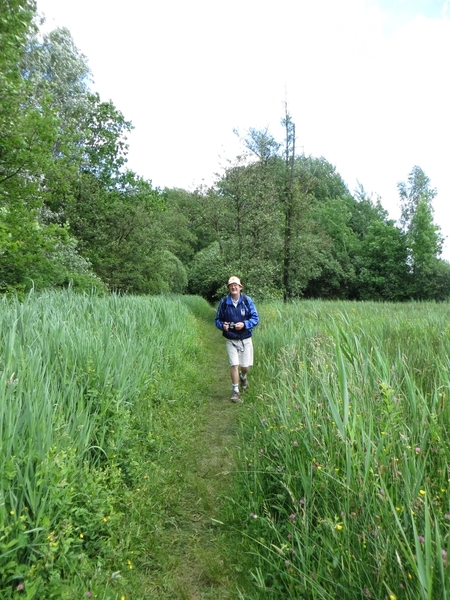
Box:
[238,300,450,599]
[0,290,201,598]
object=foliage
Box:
[0,4,106,295]
[398,166,445,299]
[0,290,206,597]
[236,300,450,599]
[2,7,450,300]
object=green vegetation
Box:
[2,291,450,599]
[0,291,252,598]
[239,300,450,598]
[2,2,450,301]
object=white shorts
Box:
[226,337,254,367]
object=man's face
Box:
[228,283,241,296]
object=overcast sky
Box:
[36,0,450,259]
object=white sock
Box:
[232,384,239,393]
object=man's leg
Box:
[231,364,240,385]
[239,366,249,389]
[230,365,241,401]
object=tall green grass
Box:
[0,290,203,599]
[238,301,450,599]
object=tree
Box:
[398,166,444,299]
[0,0,67,293]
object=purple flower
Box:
[289,513,296,520]
[415,447,421,454]
[17,583,24,591]
[299,498,305,505]
[85,593,92,598]
[445,514,450,520]
[418,535,425,543]
[442,550,448,559]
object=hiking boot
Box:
[230,390,241,403]
[240,375,249,390]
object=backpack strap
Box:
[242,294,251,315]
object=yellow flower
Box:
[389,595,397,600]
[79,533,84,539]
[336,524,343,530]
[419,489,426,496]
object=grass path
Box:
[129,303,253,599]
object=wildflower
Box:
[415,447,421,454]
[336,524,343,530]
[389,594,397,600]
[250,513,258,519]
[79,533,84,539]
[419,490,426,496]
[17,583,24,591]
[363,588,371,598]
[85,593,92,598]
[299,498,305,505]
[418,535,425,543]
[289,514,296,520]
[293,441,298,446]
[445,514,450,520]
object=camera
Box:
[229,322,235,330]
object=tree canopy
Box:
[1,2,449,301]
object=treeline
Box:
[2,0,450,301]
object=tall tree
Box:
[0,0,69,292]
[281,105,296,300]
[398,166,444,299]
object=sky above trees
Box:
[35,0,450,260]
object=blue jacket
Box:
[215,293,259,340]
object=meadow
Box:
[241,300,450,599]
[2,292,450,599]
[0,291,210,599]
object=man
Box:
[215,276,259,403]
